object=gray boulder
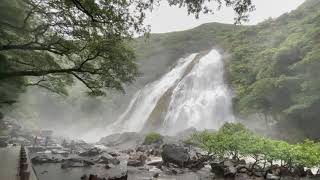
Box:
[161,144,189,167]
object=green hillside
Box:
[133,0,320,140]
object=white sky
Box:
[145,0,306,33]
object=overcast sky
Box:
[144,0,305,33]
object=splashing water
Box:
[105,49,234,135]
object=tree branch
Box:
[79,51,100,69]
[70,72,94,92]
[0,67,102,80]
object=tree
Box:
[0,0,254,99]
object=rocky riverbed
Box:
[23,131,320,180]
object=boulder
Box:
[161,144,189,167]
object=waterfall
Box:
[162,50,234,134]
[106,49,234,135]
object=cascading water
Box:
[162,50,234,134]
[106,49,234,135]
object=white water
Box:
[102,49,234,136]
[106,53,199,133]
[162,50,234,134]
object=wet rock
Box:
[160,165,184,175]
[236,164,249,174]
[266,173,280,180]
[210,162,225,177]
[127,160,144,167]
[238,159,246,165]
[146,160,163,167]
[293,166,307,177]
[252,171,264,177]
[97,154,120,165]
[128,152,147,167]
[136,145,148,153]
[279,166,291,177]
[61,158,94,169]
[236,173,263,180]
[161,144,189,167]
[109,152,120,157]
[305,169,314,177]
[225,165,237,177]
[266,165,281,177]
[79,147,101,157]
[120,149,134,154]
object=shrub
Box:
[143,132,163,145]
[189,123,320,168]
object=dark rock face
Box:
[210,163,225,177]
[306,169,314,177]
[161,144,189,167]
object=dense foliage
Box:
[189,123,320,168]
[225,0,320,139]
